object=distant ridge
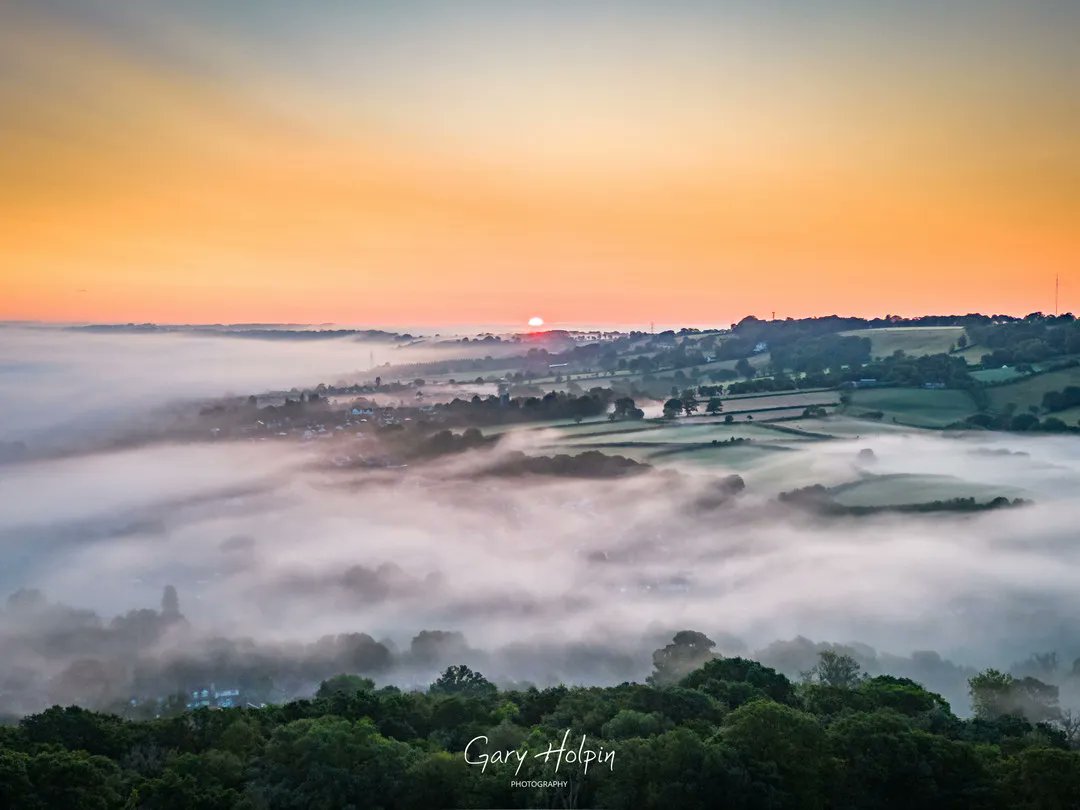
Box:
[69,323,415,342]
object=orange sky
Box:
[2,2,1077,326]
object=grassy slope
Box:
[970,367,1026,383]
[1051,405,1080,426]
[985,365,1080,413]
[839,326,965,358]
[847,387,977,427]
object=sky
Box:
[2,0,1077,326]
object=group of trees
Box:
[608,397,645,421]
[662,390,696,419]
[858,352,974,389]
[661,388,732,420]
[964,411,1075,433]
[4,633,1080,809]
[1042,385,1080,413]
[476,450,648,479]
[768,335,872,376]
[430,389,614,427]
[969,315,1080,368]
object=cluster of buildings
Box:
[186,684,249,710]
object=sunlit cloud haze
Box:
[2,0,1078,325]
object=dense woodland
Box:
[2,633,1079,809]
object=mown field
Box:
[846,387,977,428]
[839,326,966,358]
[985,365,1080,414]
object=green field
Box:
[481,417,607,437]
[605,422,780,442]
[969,367,1027,383]
[840,326,965,358]
[985,365,1080,414]
[956,344,989,365]
[846,387,977,428]
[779,415,924,438]
[646,442,794,470]
[520,351,773,388]
[557,422,782,448]
[1051,406,1080,426]
[830,474,1027,507]
[719,389,838,408]
[549,420,660,436]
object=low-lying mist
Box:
[3,326,1080,718]
[3,410,1080,717]
[0,325,491,446]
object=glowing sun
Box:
[527,316,545,327]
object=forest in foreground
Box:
[2,637,1078,810]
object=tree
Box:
[430,665,497,698]
[22,750,124,810]
[0,751,34,809]
[681,389,699,416]
[402,751,474,810]
[803,650,864,688]
[663,398,683,419]
[160,585,181,622]
[611,397,644,421]
[857,676,951,717]
[601,709,664,740]
[826,710,990,808]
[316,674,375,699]
[1010,413,1039,431]
[705,397,723,415]
[136,750,245,810]
[681,657,797,707]
[648,631,717,686]
[19,706,132,759]
[999,748,1080,810]
[723,700,830,808]
[595,729,755,810]
[966,669,1061,721]
[735,358,754,379]
[969,669,1013,719]
[1057,709,1080,748]
[250,717,417,809]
